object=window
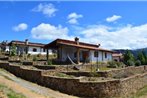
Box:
[94,51,98,57]
[33,48,37,52]
[43,48,46,52]
[105,52,107,58]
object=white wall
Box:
[28,46,51,55]
[113,56,120,62]
[59,46,112,62]
[5,46,9,51]
[60,46,77,61]
[90,50,112,62]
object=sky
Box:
[1,1,147,49]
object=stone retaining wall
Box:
[0,62,147,98]
[62,71,109,77]
[34,65,56,70]
[108,66,147,77]
[63,66,147,78]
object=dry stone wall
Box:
[0,62,147,98]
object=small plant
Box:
[135,60,141,66]
[37,54,41,57]
[19,53,23,57]
[27,54,31,58]
[33,56,37,61]
[127,60,134,66]
[47,60,52,65]
[107,61,117,68]
[107,61,124,68]
[90,72,100,77]
[116,62,124,68]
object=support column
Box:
[76,48,80,64]
[102,51,103,61]
[88,50,90,63]
[46,49,49,61]
[60,46,62,61]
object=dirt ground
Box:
[0,69,78,98]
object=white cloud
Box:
[31,23,147,49]
[32,3,57,17]
[13,23,28,32]
[106,15,122,22]
[67,12,83,24]
[78,24,147,49]
[31,23,73,40]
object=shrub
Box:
[107,61,117,68]
[127,60,134,66]
[27,54,31,58]
[116,62,124,68]
[33,56,37,61]
[135,60,141,66]
[37,54,41,57]
[47,60,52,65]
[19,53,23,57]
[108,61,124,68]
[90,72,100,77]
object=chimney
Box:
[97,44,100,48]
[75,37,79,45]
[25,39,28,45]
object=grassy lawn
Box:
[131,85,147,98]
[0,84,26,98]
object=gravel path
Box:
[0,69,78,98]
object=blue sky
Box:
[1,1,147,49]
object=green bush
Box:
[47,60,52,65]
[19,53,23,57]
[33,56,37,61]
[90,72,100,77]
[127,60,134,66]
[27,54,31,58]
[107,61,117,68]
[37,54,41,57]
[116,62,124,67]
[108,61,124,68]
[135,60,141,66]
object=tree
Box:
[123,50,135,66]
[10,44,16,56]
[142,50,147,64]
[0,40,8,52]
[137,50,146,65]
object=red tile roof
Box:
[112,53,123,57]
[9,40,45,47]
[44,38,114,53]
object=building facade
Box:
[45,37,113,64]
[9,39,50,55]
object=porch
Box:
[46,45,92,64]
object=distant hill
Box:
[113,48,147,58]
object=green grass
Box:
[0,84,26,98]
[99,67,113,71]
[131,85,147,98]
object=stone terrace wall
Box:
[0,62,42,83]
[63,66,147,78]
[120,72,147,97]
[62,71,109,77]
[108,66,147,77]
[0,62,147,98]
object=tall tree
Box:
[137,50,146,65]
[123,50,135,66]
[10,44,16,56]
